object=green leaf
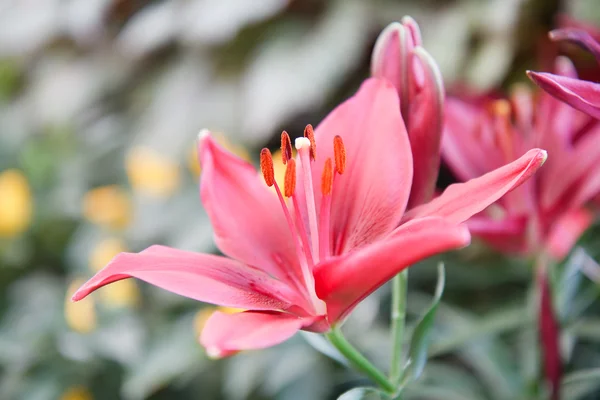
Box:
[561,368,600,400]
[337,387,391,400]
[402,263,445,385]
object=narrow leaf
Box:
[402,263,445,384]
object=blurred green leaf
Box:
[337,387,391,400]
[401,264,445,385]
[561,368,600,400]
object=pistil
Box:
[296,136,320,264]
[260,148,323,314]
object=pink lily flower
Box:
[371,17,444,208]
[72,78,546,358]
[444,58,599,260]
[528,28,600,120]
[443,59,600,399]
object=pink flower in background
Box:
[371,17,444,208]
[443,57,600,399]
[528,29,600,120]
[72,78,546,357]
[444,59,599,260]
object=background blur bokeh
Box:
[1,0,600,399]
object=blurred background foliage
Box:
[1,0,600,399]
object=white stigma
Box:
[295,137,311,150]
[197,129,210,140]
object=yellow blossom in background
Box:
[65,279,96,333]
[83,185,131,230]
[60,386,93,400]
[271,150,287,189]
[193,306,244,337]
[126,146,181,197]
[98,280,140,308]
[188,133,251,177]
[89,238,127,271]
[0,169,33,238]
[89,238,140,308]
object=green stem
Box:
[325,326,395,394]
[390,269,408,385]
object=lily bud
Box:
[371,17,444,208]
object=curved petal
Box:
[200,310,309,357]
[545,208,594,261]
[314,217,470,323]
[72,245,308,312]
[442,99,505,181]
[406,47,444,208]
[404,149,547,224]
[199,134,306,291]
[467,216,529,255]
[304,78,413,254]
[549,28,600,61]
[540,127,600,211]
[527,71,600,120]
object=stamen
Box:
[321,158,333,195]
[319,159,334,260]
[491,100,514,161]
[333,135,346,174]
[281,131,293,164]
[295,137,319,262]
[260,148,275,186]
[284,159,296,197]
[304,124,316,160]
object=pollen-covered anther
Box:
[281,131,293,164]
[260,148,275,187]
[321,158,333,195]
[304,124,316,160]
[333,135,346,174]
[284,159,296,197]
[492,99,511,118]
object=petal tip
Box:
[205,346,226,359]
[71,288,86,302]
[459,224,472,246]
[539,149,548,164]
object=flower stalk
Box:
[390,269,408,385]
[325,326,396,394]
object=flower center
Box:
[259,125,346,315]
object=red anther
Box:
[281,131,293,164]
[304,124,316,160]
[260,148,275,187]
[321,158,333,195]
[284,159,296,197]
[333,135,346,174]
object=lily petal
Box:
[549,28,600,61]
[404,149,547,224]
[442,99,504,181]
[72,245,304,312]
[200,310,307,357]
[406,47,444,207]
[307,78,413,254]
[545,208,594,261]
[199,134,306,291]
[467,216,529,255]
[371,22,406,100]
[314,217,470,323]
[527,71,600,120]
[540,127,600,212]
